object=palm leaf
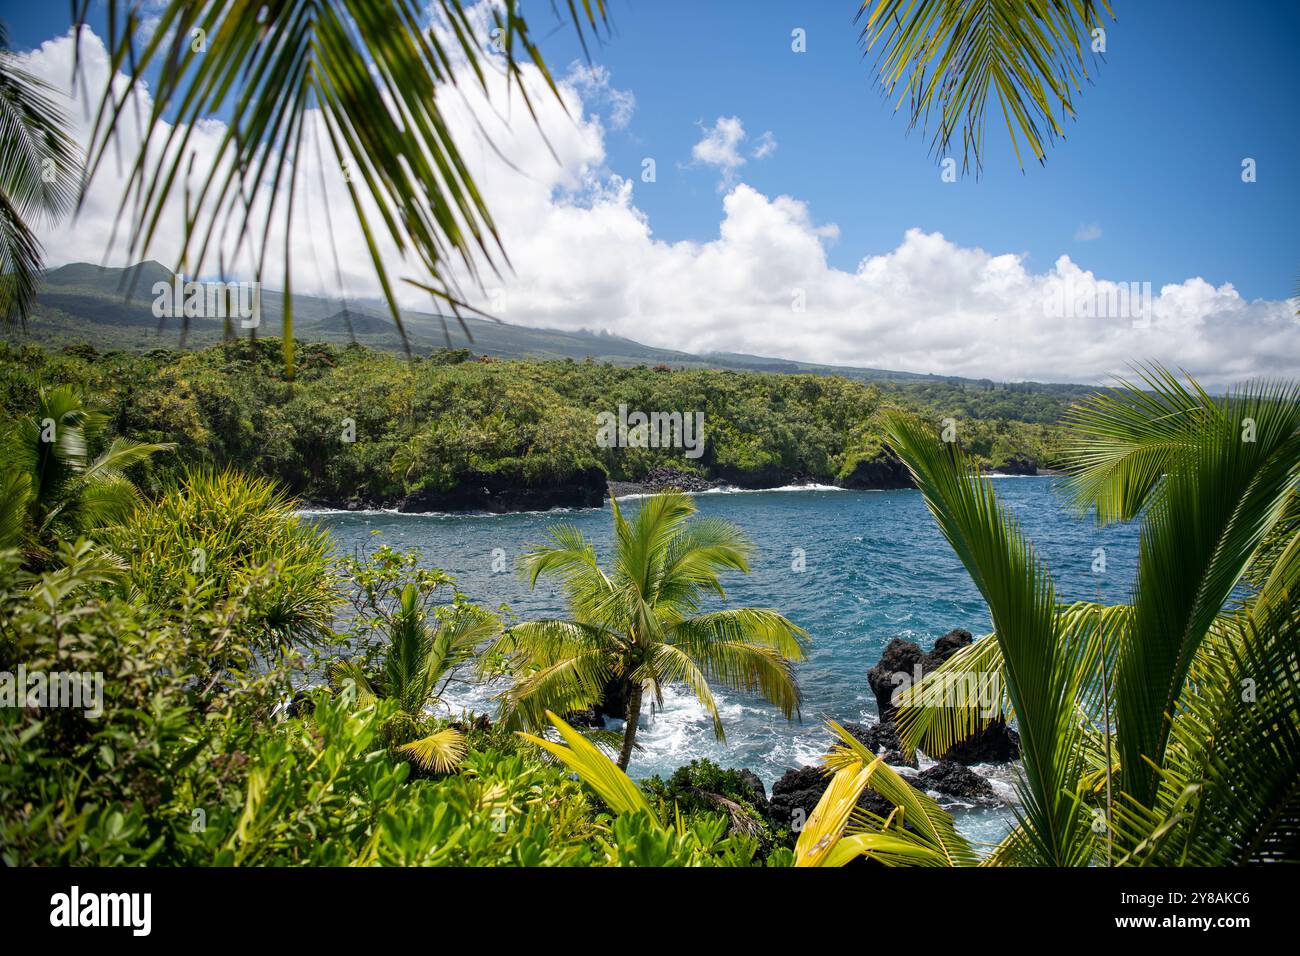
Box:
[0,24,81,326]
[517,710,654,817]
[1113,377,1300,805]
[397,727,468,773]
[882,409,1094,865]
[822,719,980,866]
[858,0,1112,175]
[74,0,607,375]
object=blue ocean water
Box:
[307,477,1139,848]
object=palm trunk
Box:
[616,682,643,771]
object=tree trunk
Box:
[616,682,644,771]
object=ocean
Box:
[305,477,1140,848]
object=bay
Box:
[307,477,1139,847]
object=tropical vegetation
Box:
[2,0,1295,872]
[0,339,1068,507]
[490,492,808,768]
[517,367,1300,867]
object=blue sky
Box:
[524,0,1300,300]
[7,1,1299,383]
[8,0,1297,298]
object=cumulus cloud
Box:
[691,116,746,169]
[564,62,635,130]
[688,116,776,188]
[1074,222,1103,241]
[18,26,1300,388]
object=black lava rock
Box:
[838,449,914,490]
[910,760,996,802]
[943,719,1021,765]
[399,465,607,514]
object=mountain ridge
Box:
[19,260,1093,395]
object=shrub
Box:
[111,469,337,654]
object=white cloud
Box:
[1075,222,1103,241]
[20,27,1300,388]
[563,62,635,130]
[691,116,746,170]
[752,130,778,160]
[688,116,776,189]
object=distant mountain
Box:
[11,260,1089,394]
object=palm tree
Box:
[73,0,607,375]
[0,21,80,325]
[858,0,1114,175]
[332,582,499,773]
[491,492,808,770]
[0,384,172,567]
[523,370,1299,866]
[875,367,1299,865]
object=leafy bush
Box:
[642,758,779,852]
[0,548,294,865]
[110,469,337,653]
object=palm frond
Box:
[1061,364,1218,523]
[1111,594,1300,865]
[0,24,81,326]
[517,710,654,817]
[1115,376,1300,805]
[397,727,467,774]
[857,0,1112,175]
[794,760,877,867]
[84,437,178,482]
[0,467,31,551]
[882,410,1094,865]
[74,0,607,375]
[822,720,980,866]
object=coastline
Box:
[302,466,1056,516]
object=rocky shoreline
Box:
[765,628,1018,832]
[305,459,1049,514]
[565,628,1021,844]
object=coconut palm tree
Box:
[0,21,80,325]
[73,0,607,376]
[491,492,808,770]
[522,370,1299,866]
[0,384,172,567]
[332,582,499,773]
[876,368,1300,865]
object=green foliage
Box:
[496,493,808,769]
[0,340,1069,507]
[0,541,764,866]
[642,758,779,851]
[874,367,1300,866]
[0,551,294,865]
[328,545,500,772]
[110,469,338,654]
[0,383,172,566]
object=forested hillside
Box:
[0,339,1073,511]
